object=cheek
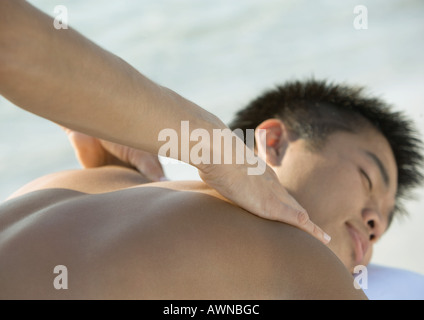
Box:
[288,164,367,265]
[289,164,363,225]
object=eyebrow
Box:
[363,150,390,188]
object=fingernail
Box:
[159,176,169,181]
[323,233,332,243]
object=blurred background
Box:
[1,0,423,274]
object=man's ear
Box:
[255,119,292,166]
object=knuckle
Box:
[296,210,310,226]
[312,223,318,234]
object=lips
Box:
[346,223,370,265]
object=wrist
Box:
[194,124,249,173]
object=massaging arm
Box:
[0,0,330,244]
[0,0,225,161]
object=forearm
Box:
[0,0,226,166]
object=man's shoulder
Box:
[0,179,366,299]
[127,185,366,299]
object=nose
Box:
[362,208,384,243]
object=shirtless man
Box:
[1,77,422,299]
[0,1,422,299]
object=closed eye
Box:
[360,168,373,191]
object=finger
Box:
[296,210,332,245]
[266,180,331,244]
[278,203,331,245]
[63,129,106,168]
[260,185,331,245]
[131,152,166,182]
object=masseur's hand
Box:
[196,130,331,245]
[199,164,331,245]
[63,128,167,182]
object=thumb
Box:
[129,150,167,182]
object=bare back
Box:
[0,166,366,299]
